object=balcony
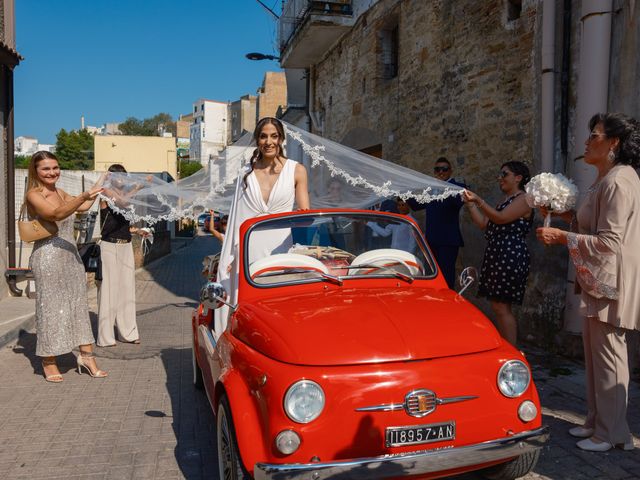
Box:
[279,0,354,68]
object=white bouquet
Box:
[525,172,578,227]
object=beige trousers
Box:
[582,316,632,445]
[97,242,139,346]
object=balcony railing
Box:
[279,0,353,62]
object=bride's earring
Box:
[607,149,616,163]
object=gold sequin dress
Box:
[30,215,94,357]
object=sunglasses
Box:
[499,170,512,178]
[588,131,607,141]
[434,166,450,173]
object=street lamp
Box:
[245,52,280,61]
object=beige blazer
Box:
[568,164,640,330]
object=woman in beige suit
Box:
[537,113,640,452]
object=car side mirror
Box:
[458,266,478,295]
[200,281,229,310]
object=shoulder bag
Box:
[17,201,58,243]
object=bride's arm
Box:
[294,163,310,210]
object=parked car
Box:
[197,212,209,228]
[191,210,548,480]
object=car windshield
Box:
[244,212,436,286]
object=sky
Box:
[14,0,282,143]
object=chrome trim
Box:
[437,395,479,405]
[254,426,549,480]
[355,403,405,412]
[356,394,478,413]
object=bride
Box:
[215,117,310,333]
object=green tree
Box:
[179,160,203,178]
[54,128,94,170]
[119,112,176,137]
[14,155,30,168]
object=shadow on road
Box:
[159,346,218,479]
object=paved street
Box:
[1,234,640,479]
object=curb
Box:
[0,312,36,349]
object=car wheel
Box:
[217,395,249,480]
[191,337,204,390]
[480,450,540,480]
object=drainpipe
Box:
[541,0,556,172]
[5,65,22,296]
[308,65,323,135]
[563,0,613,334]
[560,0,572,168]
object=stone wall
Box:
[311,0,579,347]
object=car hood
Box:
[231,287,502,366]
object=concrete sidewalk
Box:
[0,238,192,350]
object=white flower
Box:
[525,172,578,212]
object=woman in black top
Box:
[97,164,148,347]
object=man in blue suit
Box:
[408,157,465,288]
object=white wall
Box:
[189,99,229,165]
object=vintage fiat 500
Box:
[192,209,548,480]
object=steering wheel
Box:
[348,249,424,276]
[249,253,329,279]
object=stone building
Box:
[277,0,640,350]
[1,0,21,298]
[228,94,257,143]
[256,71,287,120]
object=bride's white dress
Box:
[214,159,298,335]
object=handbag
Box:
[17,203,58,243]
[78,242,102,280]
[77,212,107,281]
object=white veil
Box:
[100,120,463,222]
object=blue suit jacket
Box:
[408,178,466,247]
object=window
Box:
[194,106,197,113]
[381,24,399,79]
[507,0,522,21]
[201,104,204,111]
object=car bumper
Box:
[254,426,549,480]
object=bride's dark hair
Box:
[243,117,286,189]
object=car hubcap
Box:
[219,409,234,479]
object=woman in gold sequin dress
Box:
[26,151,108,382]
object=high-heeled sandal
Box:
[42,358,63,383]
[77,352,108,378]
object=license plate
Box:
[385,421,456,447]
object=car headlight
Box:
[497,360,531,398]
[284,380,325,423]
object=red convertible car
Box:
[192,210,548,480]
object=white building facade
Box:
[14,135,38,155]
[189,99,228,165]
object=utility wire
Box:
[256,0,279,19]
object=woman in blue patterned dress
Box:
[463,161,533,346]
